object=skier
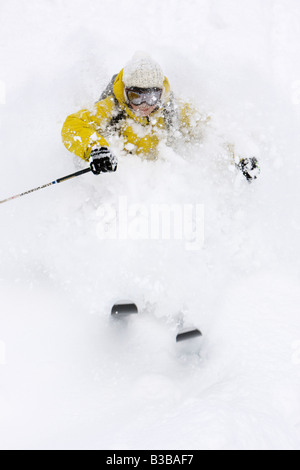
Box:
[61,53,259,181]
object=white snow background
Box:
[0,0,300,450]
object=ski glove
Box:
[89,147,117,175]
[237,157,260,182]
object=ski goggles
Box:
[125,87,163,106]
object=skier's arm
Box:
[61,98,115,162]
[177,98,260,182]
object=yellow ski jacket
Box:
[61,69,205,161]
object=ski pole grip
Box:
[56,167,92,184]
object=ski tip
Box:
[176,328,202,343]
[111,302,138,317]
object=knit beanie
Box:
[123,52,164,89]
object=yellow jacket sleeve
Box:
[61,97,115,162]
[178,100,211,141]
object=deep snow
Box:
[0,0,300,450]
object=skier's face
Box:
[125,87,162,117]
[130,102,158,117]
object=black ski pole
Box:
[0,167,92,205]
